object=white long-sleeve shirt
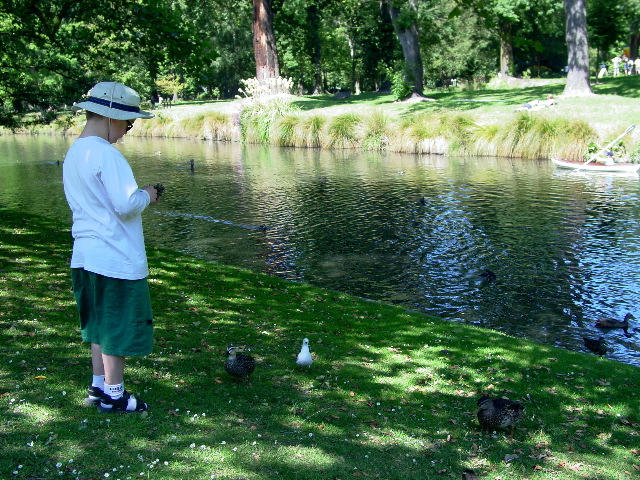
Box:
[63,136,150,280]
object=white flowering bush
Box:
[236,76,294,99]
[236,76,299,144]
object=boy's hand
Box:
[154,183,165,197]
[143,185,159,204]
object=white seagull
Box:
[296,338,313,367]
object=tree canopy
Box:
[0,0,637,127]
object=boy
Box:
[63,81,160,413]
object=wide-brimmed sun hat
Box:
[72,81,154,120]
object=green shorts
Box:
[71,268,154,356]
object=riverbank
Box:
[1,207,639,480]
[7,75,640,161]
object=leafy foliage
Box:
[387,65,413,100]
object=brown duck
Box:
[477,396,524,435]
[594,313,634,332]
[583,336,608,355]
[224,345,255,379]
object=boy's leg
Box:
[84,343,106,405]
[98,350,148,413]
[102,352,125,385]
[92,343,105,376]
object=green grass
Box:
[17,75,640,160]
[1,208,640,480]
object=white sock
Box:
[92,375,105,389]
[104,382,124,400]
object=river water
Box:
[2,134,640,366]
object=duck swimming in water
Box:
[479,269,496,282]
[594,313,634,332]
[583,336,608,355]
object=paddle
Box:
[580,124,636,169]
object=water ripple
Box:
[3,136,640,366]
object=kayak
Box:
[551,157,640,173]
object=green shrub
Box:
[387,66,412,101]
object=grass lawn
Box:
[20,75,640,157]
[143,75,640,145]
[1,208,639,480]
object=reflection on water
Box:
[2,135,640,366]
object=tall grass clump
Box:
[327,113,361,149]
[239,97,300,144]
[440,114,476,155]
[299,115,326,148]
[555,118,597,160]
[237,76,299,144]
[468,123,501,156]
[181,114,206,134]
[136,112,172,137]
[274,115,300,147]
[361,110,391,151]
[488,115,596,159]
[495,113,536,157]
[395,114,447,154]
[202,111,235,142]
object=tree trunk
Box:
[562,0,593,96]
[347,34,361,95]
[386,0,424,96]
[498,21,514,76]
[252,0,280,84]
[630,32,640,60]
[307,4,323,95]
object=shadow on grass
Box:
[292,92,396,112]
[1,208,639,479]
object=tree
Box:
[588,0,629,63]
[563,0,593,96]
[0,0,216,127]
[626,0,640,59]
[385,0,424,97]
[455,0,528,76]
[253,0,280,83]
[454,0,564,77]
[419,1,496,86]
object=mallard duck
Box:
[296,338,313,367]
[461,470,479,480]
[594,312,634,332]
[583,336,608,355]
[479,269,496,282]
[224,345,255,379]
[477,396,524,435]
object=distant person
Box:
[612,56,621,76]
[515,94,556,112]
[63,81,160,413]
[597,62,608,78]
[635,57,640,75]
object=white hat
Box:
[72,81,154,120]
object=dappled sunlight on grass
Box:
[1,208,640,479]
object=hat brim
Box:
[72,101,154,120]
